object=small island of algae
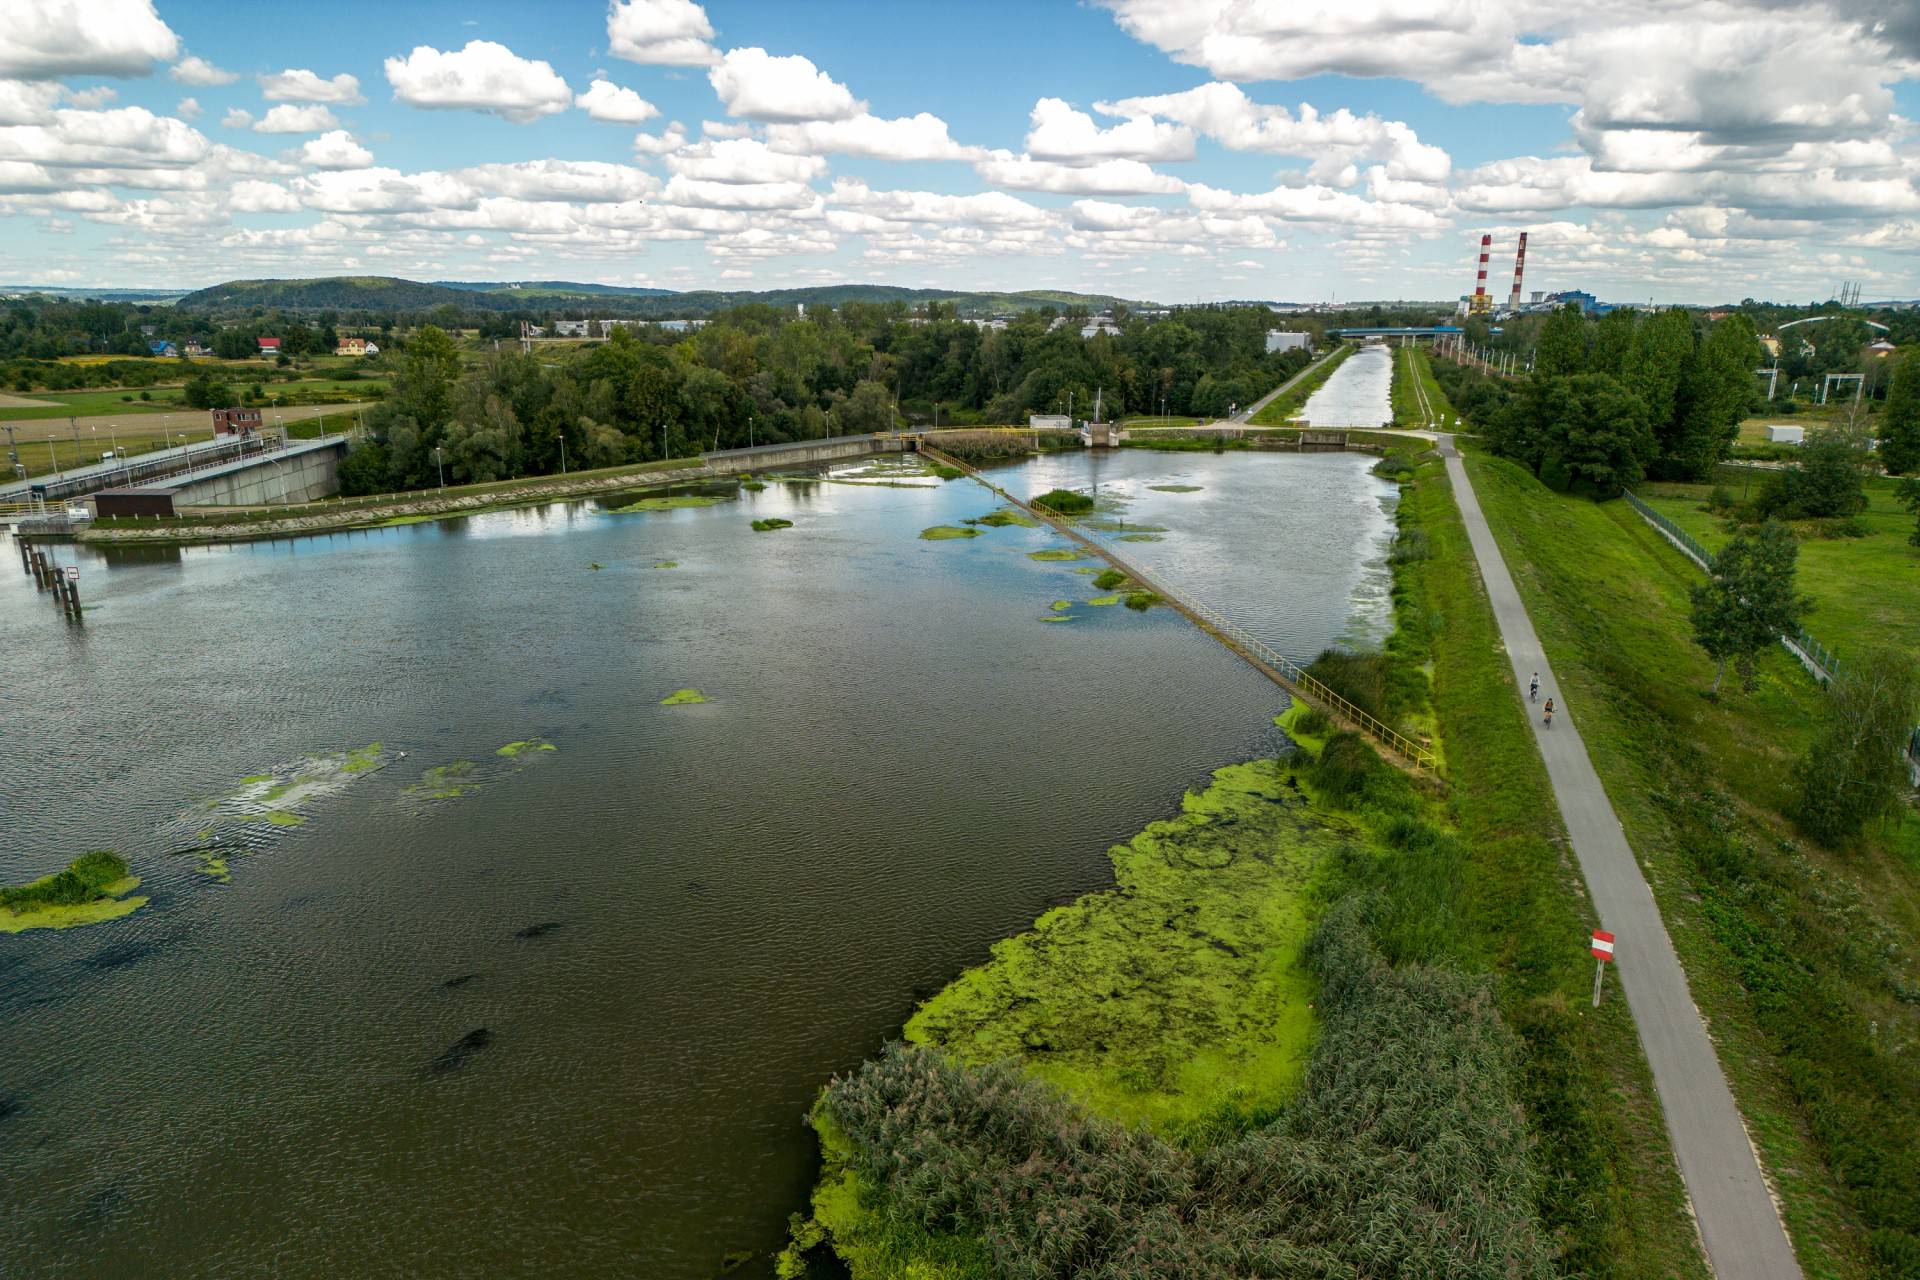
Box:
[661,688,709,705]
[612,494,728,513]
[1,851,147,933]
[918,525,980,541]
[751,517,794,532]
[1027,548,1083,562]
[496,738,558,757]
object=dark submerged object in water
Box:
[515,921,563,939]
[425,1028,493,1076]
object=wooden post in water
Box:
[31,548,49,589]
[17,534,31,576]
[65,571,81,621]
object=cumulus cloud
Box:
[221,108,251,129]
[632,122,690,156]
[171,54,236,86]
[829,178,1051,228]
[298,129,373,169]
[666,137,825,184]
[575,78,658,123]
[261,68,365,104]
[384,40,572,123]
[0,0,179,78]
[174,96,201,120]
[660,173,820,210]
[0,106,209,169]
[0,80,63,126]
[607,0,720,67]
[229,178,300,212]
[974,151,1184,195]
[708,48,858,122]
[1024,97,1194,164]
[253,104,339,134]
[765,112,975,161]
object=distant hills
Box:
[169,275,1153,317]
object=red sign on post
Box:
[1590,930,1615,962]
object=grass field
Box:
[1120,414,1205,428]
[1468,449,1920,1277]
[1636,473,1920,667]
[1249,345,1352,425]
[6,408,369,479]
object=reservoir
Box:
[1301,343,1395,428]
[1,449,1396,1277]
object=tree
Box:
[1897,476,1920,548]
[1668,314,1758,480]
[1757,427,1870,519]
[1688,522,1808,692]
[1879,348,1920,475]
[1624,308,1693,456]
[1795,648,1919,846]
[390,325,461,432]
[1534,305,1589,378]
[1546,374,1655,496]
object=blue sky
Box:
[1,0,1915,303]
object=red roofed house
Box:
[257,336,281,355]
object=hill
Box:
[174,276,1153,317]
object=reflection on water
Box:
[0,451,1395,1279]
[1301,343,1394,428]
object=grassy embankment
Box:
[1636,473,1920,668]
[785,444,1707,1279]
[1467,449,1920,1277]
[1247,344,1354,426]
[0,850,146,932]
[1390,344,1459,430]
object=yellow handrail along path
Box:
[921,444,1438,773]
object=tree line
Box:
[340,305,1307,494]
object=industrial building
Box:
[1264,330,1311,354]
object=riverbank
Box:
[782,442,1708,1278]
[1248,343,1354,425]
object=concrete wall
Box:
[173,442,343,507]
[703,434,900,475]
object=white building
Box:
[1265,330,1311,354]
[1080,315,1122,339]
[1765,425,1805,444]
[552,320,591,337]
[1029,414,1071,430]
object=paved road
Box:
[1439,435,1801,1280]
[1228,350,1332,423]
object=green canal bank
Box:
[781,444,1709,1279]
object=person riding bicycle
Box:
[1543,697,1555,727]
[1529,673,1539,701]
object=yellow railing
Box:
[921,444,1438,772]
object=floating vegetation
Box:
[163,744,388,864]
[263,811,305,827]
[611,494,729,513]
[1073,566,1101,576]
[1041,614,1074,623]
[1149,483,1203,493]
[1027,548,1083,562]
[931,464,964,480]
[1050,599,1071,611]
[588,562,603,570]
[1092,568,1129,591]
[496,738,557,758]
[742,480,767,492]
[1082,517,1168,534]
[1087,593,1124,607]
[410,760,477,799]
[751,517,794,532]
[661,688,709,705]
[407,738,557,801]
[1125,590,1163,610]
[973,509,1039,529]
[918,525,981,541]
[1118,533,1165,542]
[1032,488,1095,516]
[1,851,147,933]
[653,560,679,569]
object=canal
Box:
[1301,343,1395,428]
[1,448,1396,1278]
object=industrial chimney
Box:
[1508,231,1528,310]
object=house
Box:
[1758,336,1781,358]
[335,337,368,356]
[552,320,591,338]
[257,336,281,355]
[362,341,379,356]
[147,340,177,357]
[1765,424,1804,444]
[211,407,263,436]
[1265,330,1311,354]
[1868,339,1897,358]
[1080,315,1122,339]
[184,341,211,357]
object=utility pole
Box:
[434,446,445,489]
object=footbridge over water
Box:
[919,443,1438,773]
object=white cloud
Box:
[260,68,364,104]
[221,108,251,130]
[575,78,658,123]
[457,159,659,203]
[666,137,825,184]
[65,86,117,110]
[0,80,62,126]
[633,123,690,156]
[298,129,373,169]
[701,119,752,139]
[974,151,1184,195]
[660,173,820,210]
[1186,180,1446,231]
[384,40,572,123]
[253,104,339,134]
[171,54,236,86]
[229,179,299,212]
[0,106,209,169]
[174,97,200,120]
[708,48,858,122]
[607,0,719,67]
[829,178,1051,228]
[0,0,179,79]
[1024,97,1194,164]
[292,166,474,214]
[765,112,974,161]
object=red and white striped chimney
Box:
[1508,231,1529,309]
[1473,233,1491,306]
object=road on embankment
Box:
[1228,351,1331,423]
[1438,435,1800,1280]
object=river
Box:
[1301,343,1395,428]
[1,448,1396,1278]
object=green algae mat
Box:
[611,494,729,513]
[1,851,146,933]
[905,759,1341,1133]
[918,525,980,541]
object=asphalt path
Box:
[1439,434,1801,1280]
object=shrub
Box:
[1306,649,1392,720]
[1122,590,1160,610]
[931,464,964,480]
[1091,568,1128,591]
[751,517,794,532]
[1,850,127,910]
[1290,706,1331,737]
[1032,488,1095,516]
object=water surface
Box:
[0,450,1395,1278]
[1301,344,1394,428]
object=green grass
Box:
[1,850,147,933]
[1389,344,1459,429]
[1468,449,1920,1276]
[1249,345,1353,425]
[1636,474,1920,668]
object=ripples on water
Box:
[0,451,1395,1278]
[1301,343,1394,428]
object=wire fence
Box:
[921,444,1438,771]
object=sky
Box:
[0,0,1917,304]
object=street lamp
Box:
[434,445,445,489]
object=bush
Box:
[1707,485,1735,512]
[0,850,127,911]
[1091,568,1128,591]
[931,464,964,480]
[1032,488,1095,515]
[751,517,793,532]
[1122,589,1160,610]
[1306,649,1392,720]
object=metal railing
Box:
[921,444,1438,771]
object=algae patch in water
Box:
[611,494,728,513]
[972,509,1039,529]
[1050,599,1072,611]
[904,759,1333,1132]
[918,525,980,541]
[496,738,558,757]
[1087,593,1124,606]
[1073,566,1101,576]
[661,688,709,705]
[1041,614,1074,623]
[410,760,477,799]
[1149,484,1203,493]
[1119,533,1165,543]
[741,481,767,492]
[164,744,388,861]
[653,560,678,569]
[751,518,793,532]
[0,851,147,934]
[1027,548,1083,562]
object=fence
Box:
[921,444,1437,771]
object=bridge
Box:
[1,434,351,531]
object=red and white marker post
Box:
[1590,929,1615,1006]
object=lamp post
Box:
[434,445,445,489]
[559,432,567,476]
